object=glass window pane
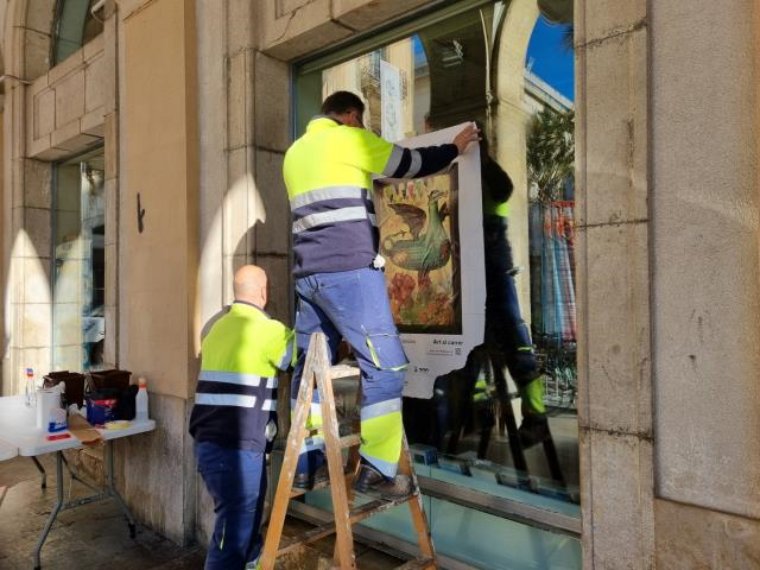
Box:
[53,150,106,372]
[53,0,104,65]
[294,2,577,565]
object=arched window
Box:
[53,0,104,65]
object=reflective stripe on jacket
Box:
[283,116,458,276]
[189,301,294,451]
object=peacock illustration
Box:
[381,188,452,287]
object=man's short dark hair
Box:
[321,91,365,116]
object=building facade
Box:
[0,0,758,568]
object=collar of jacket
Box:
[306,115,343,134]
[230,300,270,318]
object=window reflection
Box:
[53,150,106,372]
[53,0,104,65]
[307,2,577,508]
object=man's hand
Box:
[453,122,481,154]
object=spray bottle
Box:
[136,377,149,421]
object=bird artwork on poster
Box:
[374,165,462,335]
[372,123,485,399]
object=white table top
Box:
[0,395,155,457]
[0,437,17,461]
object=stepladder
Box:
[260,332,437,570]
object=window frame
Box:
[51,146,107,373]
[288,0,580,538]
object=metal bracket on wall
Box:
[137,193,146,233]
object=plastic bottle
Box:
[24,368,36,408]
[136,377,149,421]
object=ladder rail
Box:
[316,343,357,569]
[261,332,438,570]
[259,335,320,569]
[399,432,435,563]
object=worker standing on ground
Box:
[283,91,479,498]
[189,265,294,570]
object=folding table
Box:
[0,395,155,569]
[0,436,17,461]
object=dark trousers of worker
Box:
[292,266,408,478]
[195,441,267,570]
[483,216,539,385]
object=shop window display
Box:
[294,1,578,558]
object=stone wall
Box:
[649,0,760,566]
[112,0,199,544]
[2,0,114,396]
[27,34,105,161]
[116,392,196,545]
[651,0,760,519]
[576,0,760,567]
[119,0,199,401]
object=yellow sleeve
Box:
[269,322,296,371]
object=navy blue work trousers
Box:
[292,266,408,477]
[195,441,267,570]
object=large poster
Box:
[376,165,461,334]
[373,124,486,398]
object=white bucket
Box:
[36,388,63,431]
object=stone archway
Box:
[1,0,108,394]
[416,0,567,320]
[5,0,56,81]
[1,0,57,395]
[492,0,542,314]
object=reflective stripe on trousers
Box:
[292,267,408,477]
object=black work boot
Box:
[293,464,329,490]
[354,464,413,500]
[518,414,550,449]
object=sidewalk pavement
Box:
[0,454,403,569]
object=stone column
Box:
[494,0,540,317]
[194,0,294,543]
[115,0,199,545]
[1,0,56,396]
[575,0,653,567]
[650,0,760,565]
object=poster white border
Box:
[378,124,486,398]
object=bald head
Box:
[233,265,268,308]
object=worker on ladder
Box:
[283,91,479,499]
[479,130,548,447]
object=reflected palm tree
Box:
[527,107,575,202]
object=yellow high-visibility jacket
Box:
[283,116,459,276]
[189,302,294,451]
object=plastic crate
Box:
[43,371,86,408]
[87,369,131,391]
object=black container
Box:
[43,371,86,408]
